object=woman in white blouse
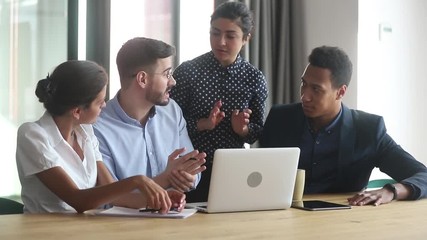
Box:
[16,60,185,213]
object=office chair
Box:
[0,197,24,215]
[366,179,397,189]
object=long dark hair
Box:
[35,60,108,116]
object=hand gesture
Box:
[167,189,186,212]
[231,108,252,137]
[136,175,172,214]
[197,100,225,131]
[347,188,395,206]
[164,148,207,192]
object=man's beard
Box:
[146,88,171,106]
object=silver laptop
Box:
[186,147,300,213]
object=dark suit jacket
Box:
[260,103,427,199]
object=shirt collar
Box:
[111,92,157,126]
[325,107,343,132]
[39,111,88,146]
[306,106,343,134]
[148,106,157,118]
[208,51,242,75]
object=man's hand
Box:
[347,188,394,206]
[169,170,195,192]
[347,183,411,206]
[197,100,225,131]
[156,148,206,192]
[231,108,252,137]
[169,150,207,192]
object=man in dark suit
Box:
[260,46,427,206]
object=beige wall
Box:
[301,0,359,108]
[358,0,427,165]
[300,0,427,167]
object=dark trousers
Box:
[186,162,213,203]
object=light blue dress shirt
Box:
[93,92,199,186]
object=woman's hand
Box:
[168,189,186,212]
[197,100,225,131]
[231,108,252,137]
[136,175,172,214]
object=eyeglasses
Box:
[132,69,174,80]
[153,69,174,80]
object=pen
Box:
[139,207,180,213]
[139,208,158,213]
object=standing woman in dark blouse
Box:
[171,2,268,202]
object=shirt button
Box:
[316,141,320,144]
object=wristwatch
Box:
[383,183,397,200]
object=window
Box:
[108,0,213,95]
[109,0,175,95]
[1,0,213,198]
[178,0,213,63]
[0,0,68,197]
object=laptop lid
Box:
[190,147,300,213]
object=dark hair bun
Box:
[35,77,51,103]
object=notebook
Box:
[186,147,300,213]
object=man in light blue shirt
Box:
[94,37,206,192]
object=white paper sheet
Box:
[88,206,197,219]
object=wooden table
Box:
[1,194,427,239]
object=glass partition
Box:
[0,0,213,198]
[0,0,68,197]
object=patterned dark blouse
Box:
[171,51,268,163]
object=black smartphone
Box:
[292,200,351,211]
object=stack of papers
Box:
[88,206,197,219]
